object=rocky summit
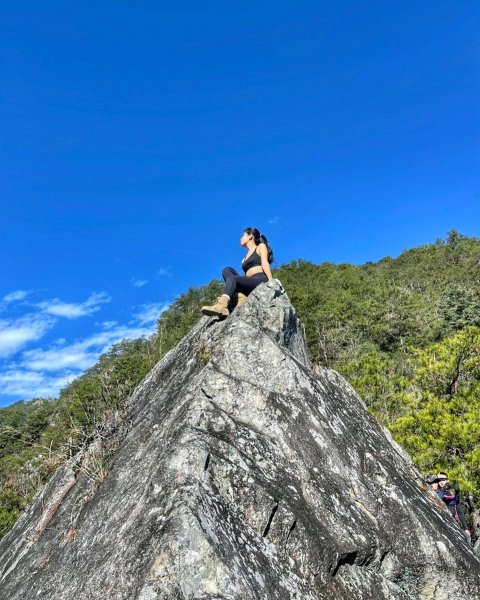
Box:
[1,280,480,600]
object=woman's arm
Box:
[258,244,273,280]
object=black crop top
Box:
[242,247,263,273]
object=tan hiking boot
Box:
[237,293,247,306]
[201,296,229,317]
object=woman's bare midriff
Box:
[246,266,264,277]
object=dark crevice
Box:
[330,551,358,576]
[204,453,211,472]
[283,520,297,555]
[329,545,378,577]
[201,387,213,399]
[205,318,221,329]
[286,519,297,540]
[379,548,389,565]
[262,501,279,538]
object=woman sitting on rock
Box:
[201,227,274,317]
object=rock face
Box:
[1,280,480,600]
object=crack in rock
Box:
[262,501,279,538]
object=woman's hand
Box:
[258,243,273,280]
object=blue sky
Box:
[1,1,479,406]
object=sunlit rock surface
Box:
[1,280,479,599]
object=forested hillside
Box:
[2,230,480,539]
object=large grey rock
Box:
[1,280,479,599]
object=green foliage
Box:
[2,232,480,538]
[0,399,56,459]
[337,345,411,424]
[0,490,21,537]
[439,284,480,330]
[387,328,480,494]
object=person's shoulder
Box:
[257,242,267,250]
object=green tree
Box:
[439,284,480,330]
[390,328,480,499]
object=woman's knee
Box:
[222,266,236,279]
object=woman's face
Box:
[240,231,252,246]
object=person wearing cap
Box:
[424,473,439,487]
[436,472,471,545]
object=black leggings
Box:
[222,267,268,298]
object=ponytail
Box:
[244,227,274,263]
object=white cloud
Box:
[37,291,111,319]
[0,369,75,399]
[0,296,172,403]
[130,278,148,288]
[134,303,170,326]
[81,324,154,351]
[20,321,158,373]
[0,314,56,358]
[3,290,31,303]
[157,266,172,277]
[268,216,280,225]
[22,345,95,372]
